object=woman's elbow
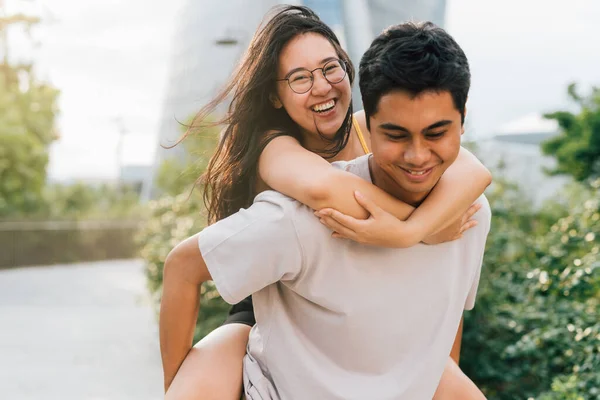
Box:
[304,177,333,210]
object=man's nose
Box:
[404,142,431,167]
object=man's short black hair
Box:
[359,22,470,130]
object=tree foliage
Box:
[0,8,60,218]
[542,84,600,182]
[155,121,220,196]
[0,130,48,216]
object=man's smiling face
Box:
[369,89,464,206]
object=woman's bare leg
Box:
[433,357,486,400]
[166,323,251,400]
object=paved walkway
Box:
[0,259,163,400]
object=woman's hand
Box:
[314,191,419,248]
[315,191,481,248]
[421,203,481,245]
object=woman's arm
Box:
[317,147,491,245]
[259,136,491,247]
[259,135,415,221]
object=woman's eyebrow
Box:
[284,57,339,77]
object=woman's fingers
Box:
[463,203,482,222]
[459,219,478,234]
[354,191,383,217]
[318,215,358,240]
[315,208,362,230]
[314,195,394,246]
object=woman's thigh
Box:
[166,323,252,400]
[432,357,486,400]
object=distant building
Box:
[144,0,447,199]
[476,113,569,207]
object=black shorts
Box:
[222,296,255,327]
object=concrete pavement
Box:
[0,259,163,400]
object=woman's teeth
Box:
[408,169,427,175]
[312,100,335,113]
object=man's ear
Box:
[461,105,468,135]
[269,93,283,109]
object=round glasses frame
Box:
[276,59,347,94]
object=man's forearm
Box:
[160,268,202,392]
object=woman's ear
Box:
[269,93,283,109]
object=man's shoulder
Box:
[254,189,312,209]
[331,153,370,171]
[332,154,372,182]
[254,189,296,205]
[253,190,313,222]
[201,191,302,254]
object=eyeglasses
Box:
[276,59,347,94]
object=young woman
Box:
[162,6,490,400]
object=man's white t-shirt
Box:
[198,154,491,400]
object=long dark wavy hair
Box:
[184,5,355,224]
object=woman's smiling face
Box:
[274,32,352,144]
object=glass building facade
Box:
[144,0,447,198]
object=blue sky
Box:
[8,0,600,180]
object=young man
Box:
[163,22,490,399]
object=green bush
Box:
[462,179,600,399]
[138,121,226,342]
[136,192,230,342]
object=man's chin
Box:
[397,176,434,191]
[394,178,437,202]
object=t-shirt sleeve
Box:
[198,192,303,304]
[464,196,492,311]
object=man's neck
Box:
[367,156,428,207]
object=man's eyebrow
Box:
[377,120,453,133]
[378,123,410,133]
[284,57,339,78]
[423,120,453,132]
